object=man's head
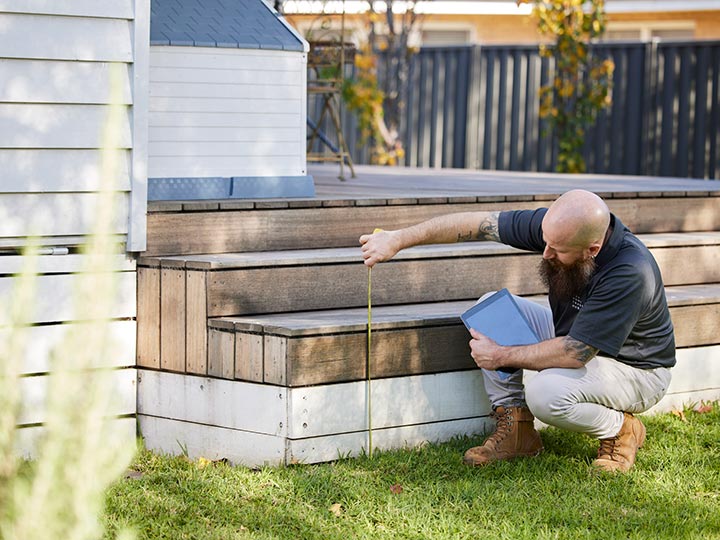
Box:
[539,190,611,300]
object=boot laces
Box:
[488,409,513,444]
[598,436,619,460]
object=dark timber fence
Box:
[308,40,720,179]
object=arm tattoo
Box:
[457,230,473,242]
[478,212,501,242]
[562,336,598,364]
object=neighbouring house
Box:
[148,0,312,200]
[282,0,720,46]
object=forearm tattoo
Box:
[562,336,598,364]
[457,231,473,242]
[478,212,501,242]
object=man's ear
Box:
[587,241,602,258]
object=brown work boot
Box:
[463,406,543,466]
[593,412,646,473]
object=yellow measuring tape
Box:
[367,228,383,458]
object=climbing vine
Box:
[520,0,614,173]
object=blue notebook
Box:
[460,289,540,380]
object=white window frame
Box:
[605,20,696,42]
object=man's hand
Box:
[359,229,401,268]
[468,328,506,371]
[469,330,594,372]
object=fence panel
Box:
[308,41,720,179]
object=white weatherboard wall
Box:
[148,46,307,179]
[1,253,139,456]
[0,0,149,251]
[0,0,150,454]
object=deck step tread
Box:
[209,283,720,337]
[144,194,720,257]
[140,231,720,269]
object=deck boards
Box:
[145,197,720,257]
[199,284,720,387]
[136,267,160,369]
[213,284,720,337]
[310,164,720,198]
[140,234,720,320]
[140,232,720,380]
[145,165,720,257]
[142,231,720,270]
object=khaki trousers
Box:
[479,293,672,439]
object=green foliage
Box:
[344,3,422,166]
[522,0,614,173]
[341,45,384,146]
[105,404,720,539]
[342,45,406,166]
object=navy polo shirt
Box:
[498,208,676,369]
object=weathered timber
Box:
[140,234,720,377]
[160,266,186,372]
[264,335,288,385]
[140,233,720,318]
[208,328,234,379]
[235,332,263,381]
[144,202,534,256]
[186,270,208,375]
[206,254,541,316]
[144,196,720,256]
[670,304,720,348]
[204,283,720,387]
[136,266,160,368]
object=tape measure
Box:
[367,228,383,458]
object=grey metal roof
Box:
[150,0,305,51]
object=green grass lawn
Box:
[105,404,720,540]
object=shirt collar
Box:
[594,213,625,269]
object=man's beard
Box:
[539,256,597,302]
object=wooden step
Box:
[140,231,720,315]
[136,232,720,373]
[141,283,720,386]
[145,192,720,256]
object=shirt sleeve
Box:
[568,262,653,357]
[498,208,547,253]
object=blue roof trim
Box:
[150,0,305,52]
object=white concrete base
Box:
[137,345,720,466]
[138,369,493,466]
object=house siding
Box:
[0,0,149,454]
[148,46,307,179]
[0,1,148,248]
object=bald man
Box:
[360,190,675,473]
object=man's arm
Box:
[360,211,501,267]
[469,328,599,370]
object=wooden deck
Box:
[138,165,720,466]
[311,164,720,199]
